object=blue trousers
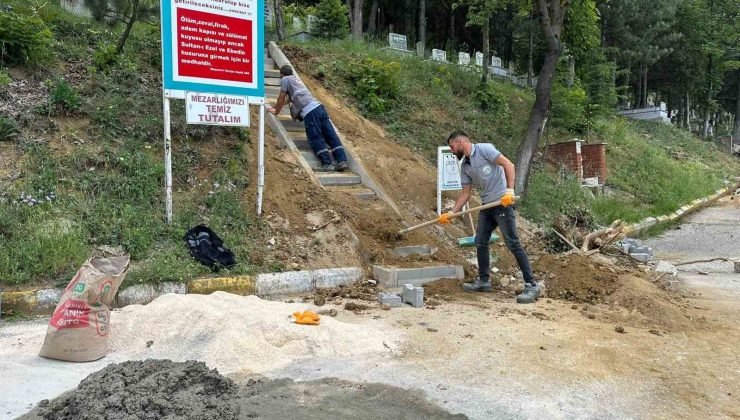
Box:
[303,105,347,166]
[476,205,535,286]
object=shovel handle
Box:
[399,196,520,235]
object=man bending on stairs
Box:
[438,130,540,304]
[267,65,348,172]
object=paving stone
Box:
[401,284,424,308]
[377,292,402,307]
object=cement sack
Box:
[39,255,130,362]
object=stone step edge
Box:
[624,184,738,237]
[0,267,363,316]
[372,265,464,288]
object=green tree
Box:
[315,0,350,39]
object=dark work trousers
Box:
[476,205,535,286]
[302,105,347,166]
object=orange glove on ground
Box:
[292,310,321,326]
[438,211,454,224]
[501,189,515,207]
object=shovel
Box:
[399,196,520,236]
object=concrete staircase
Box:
[263,43,464,290]
[263,45,381,202]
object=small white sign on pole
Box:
[437,146,462,216]
[186,93,250,126]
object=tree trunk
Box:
[418,0,426,51]
[367,0,379,35]
[405,0,415,40]
[635,67,642,109]
[642,69,648,107]
[734,70,740,141]
[115,0,139,55]
[274,0,285,40]
[686,92,691,131]
[514,0,570,195]
[352,0,364,39]
[527,26,534,87]
[346,0,355,34]
[566,56,575,87]
[449,5,455,45]
[703,56,713,138]
[481,14,490,83]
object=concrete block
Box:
[377,292,402,307]
[116,282,187,307]
[654,261,677,276]
[629,245,652,255]
[656,215,669,223]
[352,189,377,200]
[397,268,421,281]
[630,253,652,262]
[393,245,433,258]
[36,289,63,313]
[264,69,281,78]
[317,173,362,186]
[256,271,313,296]
[313,267,363,289]
[373,265,398,287]
[401,284,424,308]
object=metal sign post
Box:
[160,0,265,223]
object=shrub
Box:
[0,114,19,141]
[337,57,400,115]
[0,7,53,66]
[474,82,510,118]
[47,79,82,115]
[315,0,349,39]
[551,81,588,133]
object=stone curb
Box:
[624,185,736,237]
[0,267,363,317]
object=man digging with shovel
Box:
[439,130,540,304]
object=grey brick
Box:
[401,284,424,308]
[377,292,402,307]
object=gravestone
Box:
[416,42,424,57]
[491,56,502,68]
[307,15,317,33]
[292,16,304,31]
[431,49,447,62]
[389,33,409,51]
[475,52,484,67]
[458,52,470,66]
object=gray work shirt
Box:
[280,75,321,119]
[460,143,507,204]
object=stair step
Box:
[265,69,281,78]
[265,78,281,86]
[265,57,275,66]
[333,187,376,200]
[282,120,304,130]
[317,173,362,186]
[266,86,281,96]
[293,138,312,151]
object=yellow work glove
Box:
[501,189,515,207]
[438,211,454,225]
[292,310,321,326]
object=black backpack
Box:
[183,225,236,271]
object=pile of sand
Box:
[107,292,401,375]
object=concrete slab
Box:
[256,271,313,296]
[372,265,464,287]
[317,173,362,187]
[393,245,434,258]
[115,282,187,307]
[313,267,363,289]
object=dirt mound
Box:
[27,365,466,420]
[534,253,620,303]
[35,360,239,420]
[599,275,696,331]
